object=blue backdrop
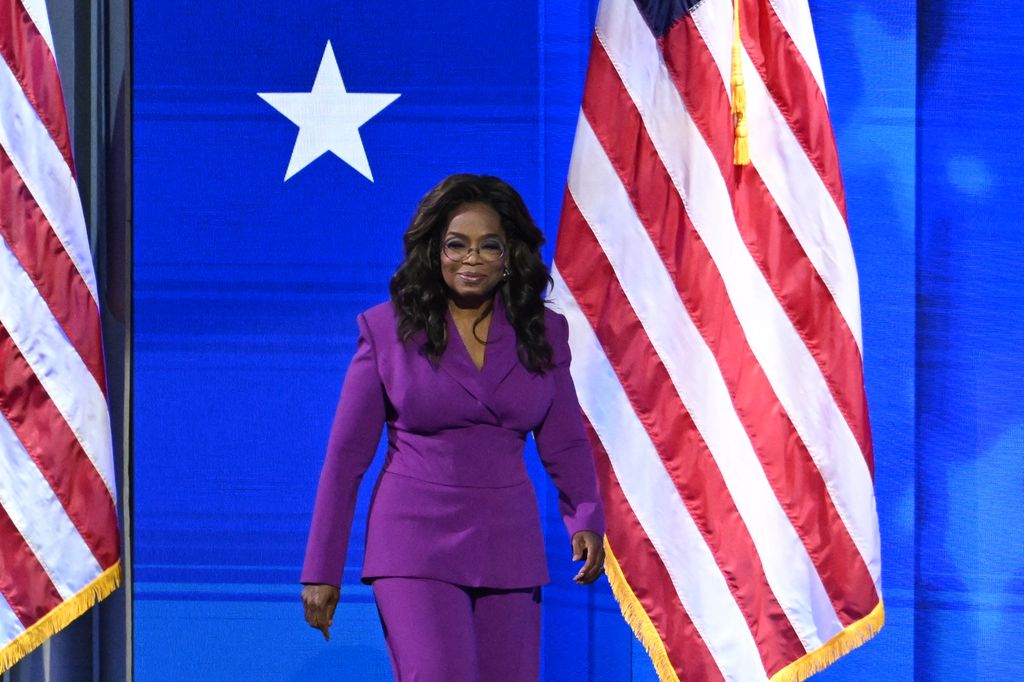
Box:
[131,1,1022,679]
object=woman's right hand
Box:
[302,583,340,640]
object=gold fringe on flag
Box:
[0,562,122,673]
[604,531,884,682]
[731,0,750,165]
[603,539,681,682]
[770,599,885,682]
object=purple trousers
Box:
[371,577,541,681]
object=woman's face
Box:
[440,202,508,309]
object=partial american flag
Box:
[0,0,120,671]
[550,0,882,679]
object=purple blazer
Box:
[301,297,605,589]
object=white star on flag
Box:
[258,41,400,181]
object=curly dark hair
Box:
[389,174,553,372]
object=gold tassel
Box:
[603,540,681,682]
[0,563,122,673]
[731,0,750,165]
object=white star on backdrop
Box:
[258,41,400,182]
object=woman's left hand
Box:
[571,531,606,584]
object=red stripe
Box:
[660,17,875,475]
[0,0,76,175]
[0,147,106,394]
[0,324,119,569]
[581,36,879,624]
[739,0,846,219]
[584,417,724,682]
[557,194,805,674]
[0,501,64,628]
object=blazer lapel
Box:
[435,295,520,416]
[438,310,490,408]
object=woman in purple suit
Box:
[301,174,606,681]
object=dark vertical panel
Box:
[96,0,133,678]
[916,2,1024,679]
[88,0,132,676]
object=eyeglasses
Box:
[442,238,506,263]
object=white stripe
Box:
[692,0,863,350]
[568,114,840,649]
[0,236,115,499]
[0,591,24,652]
[596,0,881,591]
[0,412,103,599]
[19,0,57,61]
[0,57,97,302]
[765,0,827,101]
[549,269,765,682]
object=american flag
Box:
[0,0,120,671]
[550,0,883,679]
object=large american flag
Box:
[550,0,883,679]
[0,0,120,671]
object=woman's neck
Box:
[448,294,494,323]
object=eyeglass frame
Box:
[440,238,508,263]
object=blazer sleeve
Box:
[533,312,606,539]
[301,312,387,586]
